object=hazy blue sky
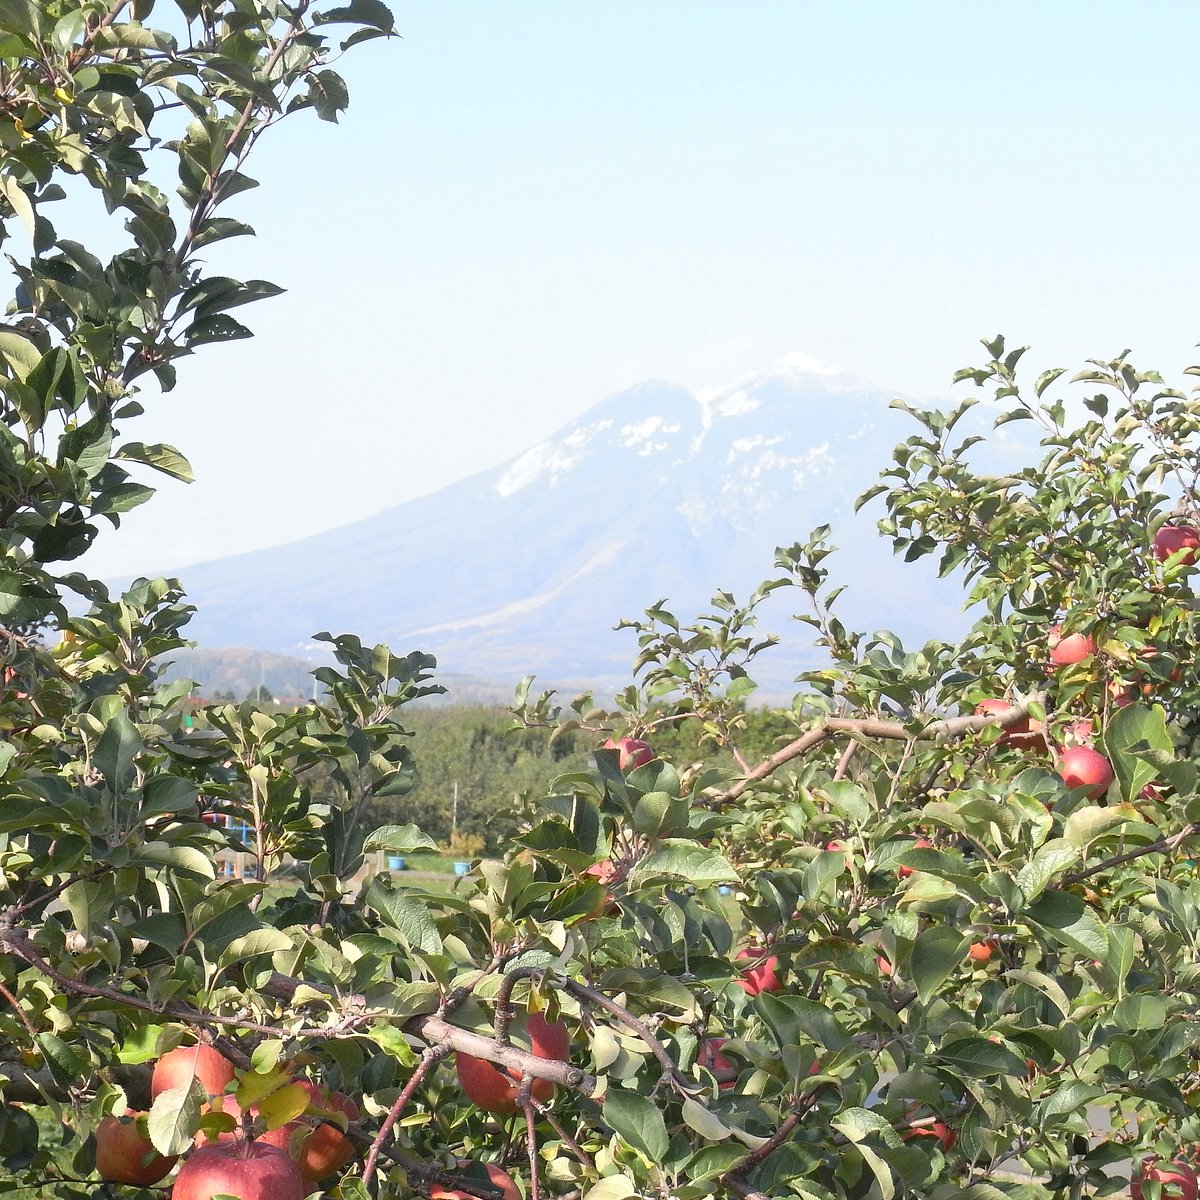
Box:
[78,2,1200,577]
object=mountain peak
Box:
[164,360,969,700]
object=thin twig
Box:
[0,980,38,1042]
[360,1042,453,1187]
[532,1100,595,1169]
[517,1076,541,1200]
[1060,821,1200,885]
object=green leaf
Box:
[1039,1080,1104,1120]
[116,1023,168,1065]
[933,1036,1028,1079]
[36,1032,88,1087]
[1002,970,1071,1022]
[142,775,200,818]
[0,173,34,234]
[364,876,442,953]
[306,69,350,122]
[631,790,690,838]
[249,1042,285,1075]
[1061,807,1135,852]
[0,330,42,381]
[335,1179,372,1200]
[756,993,849,1054]
[94,710,142,792]
[62,877,116,941]
[220,927,294,966]
[147,1080,203,1156]
[314,0,394,29]
[681,1096,732,1142]
[910,927,966,1004]
[1015,843,1078,905]
[629,840,737,888]
[116,441,195,482]
[363,824,438,855]
[1027,891,1108,959]
[1105,703,1172,803]
[581,1179,638,1200]
[602,1090,669,1162]
[1112,993,1170,1032]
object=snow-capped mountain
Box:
[163,359,990,699]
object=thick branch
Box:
[417,1016,594,1095]
[715,695,1045,805]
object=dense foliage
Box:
[1,4,1198,1200]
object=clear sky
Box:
[77,1,1200,578]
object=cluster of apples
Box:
[95,1042,357,1198]
[974,521,1198,802]
[976,624,1113,798]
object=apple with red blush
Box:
[1131,1156,1199,1200]
[1154,524,1200,566]
[735,948,781,995]
[94,1110,177,1186]
[172,1141,306,1200]
[602,736,655,772]
[1057,745,1113,798]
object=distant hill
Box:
[144,358,1029,701]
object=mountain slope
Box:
[164,359,984,698]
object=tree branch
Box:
[1060,821,1200,885]
[714,695,1046,805]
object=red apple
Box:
[967,940,995,964]
[151,1042,236,1101]
[897,837,931,879]
[95,1110,177,1186]
[1154,524,1200,566]
[1057,745,1113,798]
[1062,718,1095,746]
[455,1011,570,1115]
[975,699,1044,749]
[602,736,655,772]
[698,1037,735,1090]
[430,1161,521,1200]
[1132,1157,1199,1200]
[902,1120,957,1151]
[172,1141,306,1200]
[258,1081,359,1181]
[877,954,894,978]
[582,860,619,918]
[735,949,781,995]
[1048,625,1096,666]
[823,840,851,871]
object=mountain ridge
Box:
[139,359,994,700]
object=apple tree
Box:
[1,2,1199,1197]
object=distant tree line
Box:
[358,704,803,853]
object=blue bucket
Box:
[387,855,405,871]
[453,860,471,876]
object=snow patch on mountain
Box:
[619,415,682,455]
[497,439,581,497]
